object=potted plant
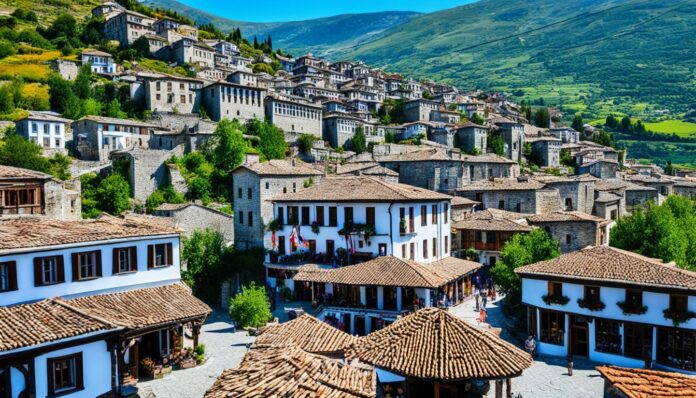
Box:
[542,294,570,306]
[617,301,648,315]
[399,218,406,234]
[663,309,696,327]
[577,298,606,311]
[141,358,156,377]
[311,221,320,234]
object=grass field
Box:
[643,120,696,138]
[0,50,61,82]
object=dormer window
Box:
[148,243,173,268]
[34,256,65,286]
[73,251,101,281]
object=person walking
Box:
[481,291,488,309]
[525,335,537,358]
[474,291,480,312]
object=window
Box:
[288,206,299,225]
[239,211,244,225]
[498,200,505,210]
[625,289,643,308]
[278,236,286,255]
[73,251,100,280]
[595,319,621,354]
[539,309,565,345]
[247,188,252,199]
[48,353,83,395]
[265,182,269,189]
[237,187,242,199]
[0,261,17,292]
[410,242,415,260]
[328,207,337,227]
[409,207,414,233]
[292,183,297,193]
[657,328,696,371]
[34,256,64,286]
[148,243,173,268]
[422,239,428,259]
[277,207,285,225]
[248,211,253,227]
[670,294,689,314]
[486,231,497,244]
[565,198,573,211]
[400,208,406,234]
[444,203,449,223]
[301,206,310,226]
[548,282,562,298]
[624,323,653,360]
[344,207,354,226]
[326,240,335,259]
[316,206,325,226]
[445,236,449,254]
[421,205,427,226]
[566,234,572,245]
[433,238,437,258]
[366,207,375,227]
[113,247,137,274]
[401,244,406,258]
[584,286,600,303]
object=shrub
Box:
[229,282,272,328]
[297,133,318,154]
[194,344,205,356]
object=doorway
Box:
[570,316,589,357]
[0,368,11,398]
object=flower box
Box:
[663,309,696,327]
[577,298,605,311]
[542,294,570,306]
[617,301,648,315]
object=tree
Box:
[533,108,549,128]
[48,75,77,115]
[212,119,249,174]
[0,39,16,60]
[46,14,78,41]
[571,114,583,132]
[73,65,92,99]
[560,148,574,168]
[131,36,151,59]
[246,119,287,161]
[297,134,318,154]
[488,133,504,156]
[253,35,259,49]
[146,185,184,214]
[610,196,696,270]
[229,282,272,328]
[0,132,50,173]
[620,116,632,132]
[48,153,72,181]
[471,113,485,125]
[95,173,131,215]
[664,160,675,176]
[182,229,229,303]
[266,34,272,51]
[605,115,618,129]
[491,228,560,301]
[351,126,366,154]
[187,176,212,202]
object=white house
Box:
[81,49,116,74]
[516,246,696,374]
[0,215,211,396]
[15,112,72,151]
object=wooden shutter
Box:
[130,246,138,272]
[112,248,120,274]
[147,245,154,269]
[95,251,102,277]
[7,261,17,291]
[166,243,173,266]
[33,257,43,286]
[57,255,65,283]
[71,253,79,281]
[75,352,84,389]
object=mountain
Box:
[340,0,696,122]
[142,0,420,56]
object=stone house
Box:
[265,95,323,138]
[172,38,215,69]
[460,153,519,183]
[323,113,367,148]
[493,119,525,162]
[141,73,204,114]
[81,49,116,74]
[231,155,324,250]
[576,159,620,179]
[73,116,156,161]
[155,203,234,244]
[457,177,561,214]
[111,145,184,203]
[450,196,479,222]
[525,211,612,253]
[532,174,596,214]
[15,112,72,152]
[549,127,579,144]
[528,136,562,167]
[153,17,198,43]
[228,70,258,87]
[91,1,125,20]
[430,109,461,124]
[428,127,454,148]
[335,162,399,183]
[625,174,674,197]
[400,122,432,140]
[456,122,488,154]
[144,33,168,55]
[674,180,696,199]
[0,165,81,220]
[594,179,658,216]
[377,148,467,194]
[202,81,266,123]
[103,10,155,46]
[403,99,441,122]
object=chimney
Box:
[244,153,260,165]
[291,158,296,167]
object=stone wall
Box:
[536,188,562,214]
[380,160,465,193]
[625,189,658,213]
[168,165,188,196]
[44,178,81,220]
[464,162,518,182]
[157,205,234,244]
[545,180,595,214]
[114,145,185,204]
[530,221,601,253]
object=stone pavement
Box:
[449,295,604,398]
[137,310,254,398]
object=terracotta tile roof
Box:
[0,215,180,253]
[451,197,479,206]
[345,308,531,380]
[0,299,117,352]
[255,314,357,355]
[62,283,212,330]
[515,246,696,291]
[233,159,324,176]
[597,366,696,398]
[452,209,532,232]
[294,256,480,288]
[595,179,655,192]
[204,345,376,398]
[0,165,52,180]
[457,178,546,192]
[271,177,452,203]
[376,148,454,162]
[526,211,611,226]
[336,162,398,177]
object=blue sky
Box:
[177,0,473,23]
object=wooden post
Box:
[495,380,503,398]
[193,325,200,348]
[433,381,441,398]
[506,378,512,398]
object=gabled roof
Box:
[460,153,517,164]
[526,211,611,226]
[457,178,546,192]
[232,159,323,177]
[18,111,73,124]
[204,345,376,398]
[75,115,158,128]
[255,314,357,355]
[451,196,479,206]
[0,299,117,352]
[452,210,532,232]
[294,256,480,288]
[0,165,52,180]
[515,246,696,291]
[82,49,113,57]
[596,366,696,398]
[376,148,455,162]
[345,308,532,381]
[458,121,488,129]
[271,176,451,203]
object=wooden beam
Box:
[506,378,512,398]
[495,380,503,398]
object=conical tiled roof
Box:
[255,314,357,355]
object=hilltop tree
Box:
[266,34,272,51]
[571,114,583,132]
[246,119,287,161]
[212,119,249,174]
[351,126,367,154]
[620,116,632,132]
[605,114,618,129]
[533,108,549,128]
[253,36,259,49]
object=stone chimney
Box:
[244,153,260,165]
[291,158,296,167]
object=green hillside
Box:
[0,0,101,23]
[143,0,419,56]
[341,0,696,122]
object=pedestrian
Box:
[532,333,539,358]
[479,308,487,323]
[525,335,537,358]
[481,292,488,309]
[475,292,480,312]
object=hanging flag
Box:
[297,225,309,248]
[289,227,297,252]
[350,235,356,254]
[271,231,277,249]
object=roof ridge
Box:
[51,297,123,328]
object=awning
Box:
[376,367,406,383]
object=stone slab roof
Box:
[515,246,696,291]
[595,179,655,192]
[345,308,532,381]
[0,215,180,253]
[458,121,487,129]
[271,176,452,203]
[232,159,323,177]
[255,314,357,355]
[597,366,696,398]
[461,153,517,164]
[76,115,158,128]
[0,299,117,352]
[82,49,113,57]
[376,148,454,162]
[18,111,73,123]
[204,345,376,398]
[62,283,211,330]
[336,162,399,177]
[526,211,611,226]
[0,165,52,180]
[294,256,480,288]
[451,197,479,206]
[457,178,546,192]
[452,209,532,232]
[594,191,623,203]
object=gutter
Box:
[0,328,123,357]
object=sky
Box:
[176,0,473,23]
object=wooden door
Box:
[571,325,589,357]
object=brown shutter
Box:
[57,256,65,283]
[72,253,79,281]
[147,245,154,269]
[166,243,173,266]
[95,251,102,277]
[47,358,55,396]
[7,261,17,290]
[75,352,84,389]
[130,246,138,271]
[112,248,120,275]
[33,257,43,286]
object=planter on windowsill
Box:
[578,298,605,311]
[617,301,648,315]
[542,294,570,306]
[663,309,696,327]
